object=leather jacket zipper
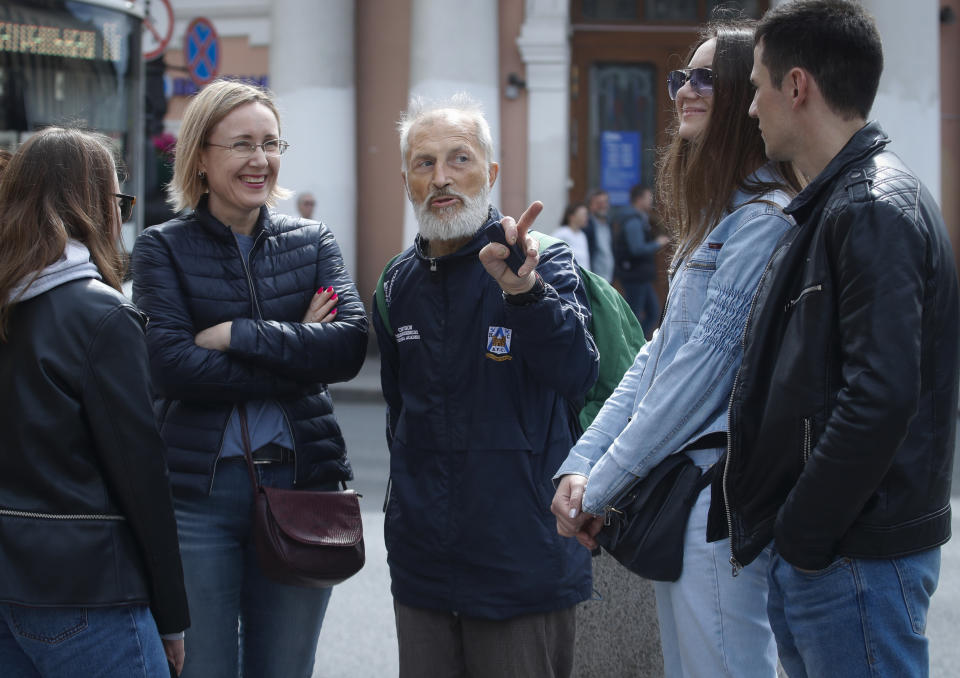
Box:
[0,508,125,521]
[784,284,822,311]
[724,375,744,577]
[803,417,812,464]
[723,242,788,577]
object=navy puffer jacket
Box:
[131,197,367,496]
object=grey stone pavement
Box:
[316,355,960,677]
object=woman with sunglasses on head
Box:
[131,79,367,678]
[0,128,189,676]
[552,19,803,677]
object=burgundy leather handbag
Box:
[240,411,365,588]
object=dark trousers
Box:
[622,280,661,338]
[394,600,576,678]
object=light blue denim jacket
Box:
[555,165,795,515]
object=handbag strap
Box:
[238,407,354,496]
[237,407,261,495]
[696,463,718,492]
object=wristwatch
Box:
[504,273,546,306]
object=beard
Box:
[412,183,490,242]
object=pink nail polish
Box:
[326,286,334,294]
[331,294,338,301]
[331,308,337,315]
[316,288,323,295]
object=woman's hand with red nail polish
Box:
[302,286,339,323]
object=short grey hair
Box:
[397,92,495,169]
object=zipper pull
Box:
[382,477,392,513]
[602,505,623,527]
[430,258,437,272]
[730,556,743,577]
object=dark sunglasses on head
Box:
[115,193,136,222]
[667,67,714,101]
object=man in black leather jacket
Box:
[706,2,960,676]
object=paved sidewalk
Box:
[313,511,397,677]
[323,354,960,677]
[313,504,960,678]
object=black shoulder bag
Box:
[595,450,717,582]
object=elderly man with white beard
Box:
[372,94,599,678]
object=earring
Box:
[199,170,206,179]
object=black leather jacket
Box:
[708,123,960,571]
[0,279,189,634]
[131,198,367,496]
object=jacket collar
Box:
[194,194,273,241]
[413,205,502,263]
[7,239,101,304]
[785,121,889,222]
[729,161,787,210]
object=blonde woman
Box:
[132,80,367,678]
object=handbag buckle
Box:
[603,506,622,527]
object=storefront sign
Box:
[600,130,641,206]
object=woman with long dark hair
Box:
[0,128,189,676]
[553,19,803,677]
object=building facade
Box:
[156,0,957,309]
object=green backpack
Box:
[374,231,646,431]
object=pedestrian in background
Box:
[582,187,615,281]
[374,93,597,678]
[553,18,803,678]
[0,127,189,677]
[715,2,960,676]
[614,183,670,337]
[132,79,368,678]
[296,191,316,219]
[554,202,591,269]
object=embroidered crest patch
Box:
[485,326,513,361]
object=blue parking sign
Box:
[185,17,220,86]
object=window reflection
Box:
[644,0,697,22]
[588,63,656,208]
[582,0,637,20]
[577,0,764,22]
[706,0,761,18]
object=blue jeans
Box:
[767,547,940,678]
[0,603,167,678]
[173,460,333,678]
[621,280,661,338]
[652,448,778,678]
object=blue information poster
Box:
[600,130,641,206]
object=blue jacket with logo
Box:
[373,207,599,620]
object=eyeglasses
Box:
[205,139,290,157]
[667,67,714,101]
[114,193,136,222]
